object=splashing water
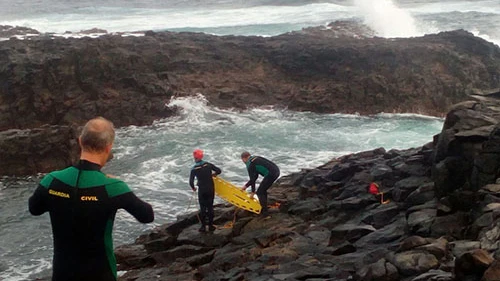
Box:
[354,0,421,38]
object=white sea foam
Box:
[1,258,51,281]
[407,0,500,15]
[0,3,351,35]
[354,0,422,37]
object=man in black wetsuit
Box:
[240,151,280,217]
[29,117,154,281]
[189,149,221,232]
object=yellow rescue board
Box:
[213,177,261,214]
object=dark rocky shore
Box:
[2,22,500,176]
[115,93,500,281]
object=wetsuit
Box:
[189,160,221,228]
[28,160,154,281]
[244,156,280,215]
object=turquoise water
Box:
[0,95,444,280]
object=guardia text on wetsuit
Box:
[244,156,280,215]
[189,160,221,228]
[29,160,154,281]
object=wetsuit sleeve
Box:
[28,184,49,216]
[119,192,155,223]
[189,169,196,189]
[108,180,154,223]
[244,163,258,192]
[211,163,222,176]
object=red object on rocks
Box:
[369,182,379,195]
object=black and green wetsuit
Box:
[28,160,154,281]
[244,155,280,215]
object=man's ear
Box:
[105,144,114,162]
[78,137,82,147]
[105,144,113,154]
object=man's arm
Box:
[244,164,258,192]
[28,185,49,216]
[119,192,154,223]
[189,169,196,191]
[211,163,222,176]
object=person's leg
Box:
[256,175,277,215]
[207,192,215,231]
[198,195,208,232]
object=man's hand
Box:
[191,187,196,192]
[241,186,247,191]
[250,192,255,199]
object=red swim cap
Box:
[193,149,204,160]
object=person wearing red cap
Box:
[189,149,222,232]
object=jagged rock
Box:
[287,198,326,219]
[341,196,374,211]
[407,208,437,235]
[392,176,432,202]
[143,235,176,253]
[393,162,430,177]
[0,25,40,37]
[397,236,431,252]
[391,250,439,276]
[115,244,155,270]
[415,237,449,260]
[481,184,500,193]
[330,224,376,245]
[328,242,357,256]
[80,28,108,34]
[356,258,399,281]
[411,269,453,281]
[304,226,330,248]
[3,29,498,135]
[370,164,393,180]
[482,260,500,281]
[165,213,199,236]
[150,244,214,265]
[361,204,401,229]
[478,222,500,251]
[177,225,231,248]
[433,98,500,195]
[0,125,79,176]
[430,212,468,239]
[450,241,482,258]
[354,216,406,249]
[482,202,500,212]
[405,182,435,206]
[454,249,494,281]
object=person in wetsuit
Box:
[240,151,280,217]
[189,149,222,232]
[29,117,154,281]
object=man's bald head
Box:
[79,117,115,153]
